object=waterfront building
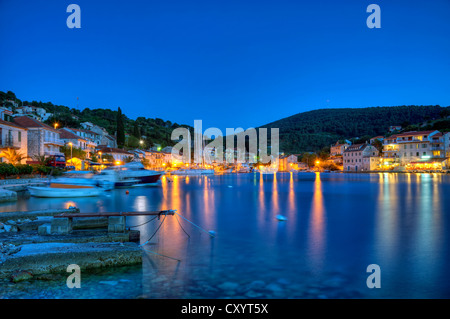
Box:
[0,119,28,163]
[13,116,63,158]
[62,127,99,159]
[330,141,351,165]
[343,143,380,172]
[279,154,298,171]
[381,134,401,170]
[381,130,448,170]
[330,142,350,156]
[395,130,446,169]
[96,147,133,164]
[58,128,95,160]
[140,150,169,170]
[445,132,450,161]
[80,121,117,148]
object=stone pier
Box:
[108,216,126,233]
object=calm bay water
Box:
[1,172,450,299]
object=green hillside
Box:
[260,105,450,153]
[0,90,192,149]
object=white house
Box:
[0,119,28,163]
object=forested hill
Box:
[260,105,450,153]
[0,90,191,149]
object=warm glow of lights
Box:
[185,163,189,167]
[308,172,325,267]
[115,161,121,165]
[315,161,320,165]
[65,201,76,209]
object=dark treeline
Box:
[260,105,450,153]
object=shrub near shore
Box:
[0,163,64,179]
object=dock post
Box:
[50,217,73,234]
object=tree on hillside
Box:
[132,122,141,139]
[45,114,81,129]
[300,153,317,167]
[116,107,125,148]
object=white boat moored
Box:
[28,184,103,198]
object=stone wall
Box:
[26,128,44,158]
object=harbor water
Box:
[1,172,450,299]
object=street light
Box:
[68,142,73,162]
[54,123,59,129]
[98,151,102,163]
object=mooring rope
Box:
[139,213,168,246]
[141,246,181,262]
[137,210,215,262]
[127,216,158,228]
[174,214,191,238]
[174,212,215,237]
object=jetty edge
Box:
[0,207,145,281]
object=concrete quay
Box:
[0,178,47,203]
[0,208,143,281]
[0,242,142,279]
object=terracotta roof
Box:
[344,144,369,152]
[13,116,58,132]
[385,135,400,139]
[68,127,99,135]
[0,119,28,130]
[58,128,87,141]
[394,130,437,137]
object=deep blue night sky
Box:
[1,0,449,130]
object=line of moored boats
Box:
[26,162,298,198]
[27,162,163,198]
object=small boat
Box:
[111,162,163,186]
[28,184,103,198]
[235,164,251,173]
[51,170,116,190]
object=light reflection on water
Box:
[1,172,450,299]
